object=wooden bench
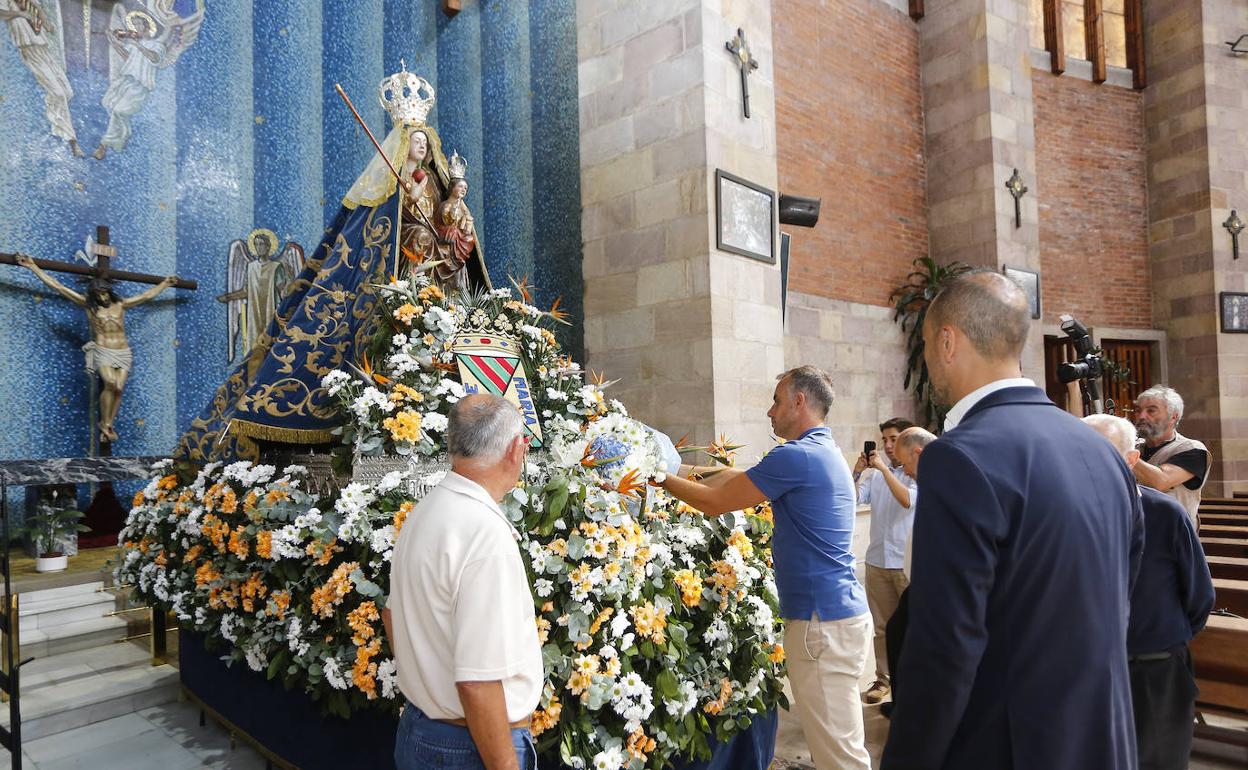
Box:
[1192,613,1248,712]
[1201,525,1248,539]
[1208,556,1248,582]
[1201,514,1248,528]
[1212,578,1248,617]
[1203,538,1248,559]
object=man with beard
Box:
[1132,385,1210,527]
[881,271,1143,770]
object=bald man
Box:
[881,271,1144,770]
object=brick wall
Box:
[1033,72,1151,329]
[772,0,928,307]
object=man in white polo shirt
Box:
[383,394,543,769]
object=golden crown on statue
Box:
[448,151,468,181]
[378,59,436,126]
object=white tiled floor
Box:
[3,700,267,769]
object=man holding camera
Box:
[853,417,917,705]
[881,271,1143,770]
[1133,385,1210,526]
[1084,414,1214,770]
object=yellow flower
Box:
[629,601,668,644]
[382,410,423,443]
[673,569,703,608]
[389,383,424,404]
[393,303,419,324]
[573,654,600,675]
[548,538,568,556]
[536,616,551,644]
[422,333,436,346]
[728,528,755,560]
[311,562,358,618]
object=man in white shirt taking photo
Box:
[853,417,918,705]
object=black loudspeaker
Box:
[778,194,821,228]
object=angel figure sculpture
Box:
[14,253,177,443]
[216,229,305,363]
[93,0,203,159]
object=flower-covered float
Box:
[120,274,787,769]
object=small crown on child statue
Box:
[378,59,436,126]
[448,151,468,181]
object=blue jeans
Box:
[395,703,538,769]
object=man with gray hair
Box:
[1084,414,1214,770]
[1134,385,1210,526]
[384,394,542,769]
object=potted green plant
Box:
[25,500,89,572]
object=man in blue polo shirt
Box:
[659,365,871,769]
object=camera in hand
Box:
[1057,314,1106,414]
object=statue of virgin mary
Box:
[177,63,491,462]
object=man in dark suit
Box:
[880,271,1144,770]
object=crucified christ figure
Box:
[15,253,177,443]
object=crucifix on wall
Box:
[725,28,759,119]
[1,225,197,448]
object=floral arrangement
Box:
[120,273,787,768]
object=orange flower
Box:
[184,544,204,564]
[157,474,179,491]
[626,728,657,761]
[629,601,668,645]
[348,601,380,647]
[265,487,290,505]
[255,530,273,559]
[310,562,357,618]
[132,490,146,508]
[673,569,703,608]
[393,302,419,325]
[269,590,291,620]
[769,643,785,664]
[352,637,382,699]
[704,677,733,715]
[228,525,249,559]
[615,468,644,498]
[306,538,341,566]
[220,488,239,515]
[530,691,562,737]
[394,501,414,535]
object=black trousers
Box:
[1129,644,1197,770]
[885,587,909,700]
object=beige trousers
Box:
[785,611,873,770]
[865,564,909,679]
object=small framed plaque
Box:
[1220,292,1248,333]
[716,169,775,263]
[1003,265,1041,320]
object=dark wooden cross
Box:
[725,28,759,119]
[1005,169,1028,229]
[1225,210,1245,261]
[0,225,197,292]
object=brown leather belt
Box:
[439,716,531,730]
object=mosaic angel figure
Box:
[216,229,305,363]
[0,0,81,155]
[93,0,203,159]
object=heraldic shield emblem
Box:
[453,334,544,447]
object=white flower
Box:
[321,370,352,396]
[534,578,554,597]
[377,470,405,494]
[245,645,267,672]
[377,658,399,699]
[591,747,625,770]
[422,412,449,434]
[323,658,349,690]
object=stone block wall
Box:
[784,292,916,463]
[1033,72,1151,329]
[578,0,786,454]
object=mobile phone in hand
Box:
[864,440,876,456]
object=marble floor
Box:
[2,684,1245,768]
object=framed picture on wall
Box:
[716,169,775,263]
[1003,265,1041,320]
[1220,292,1248,333]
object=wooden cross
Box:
[0,225,197,291]
[725,28,759,119]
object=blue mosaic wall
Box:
[0,0,582,466]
